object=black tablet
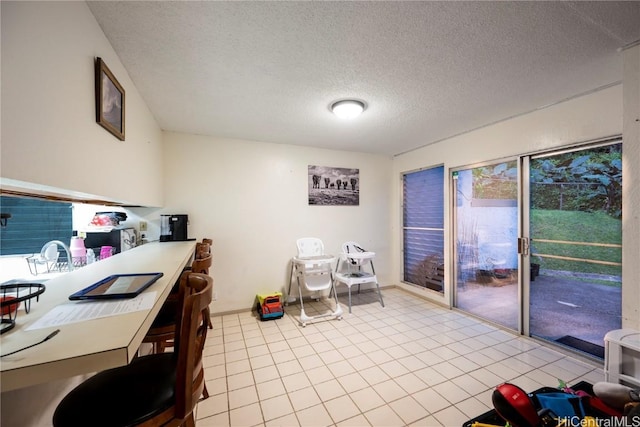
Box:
[68,273,164,301]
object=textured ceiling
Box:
[87,1,640,156]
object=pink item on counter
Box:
[70,237,87,265]
[100,246,114,259]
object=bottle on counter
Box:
[86,248,96,264]
[70,236,87,266]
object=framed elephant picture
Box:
[308,165,359,206]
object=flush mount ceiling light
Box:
[331,99,366,119]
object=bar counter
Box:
[0,241,195,392]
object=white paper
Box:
[105,276,137,294]
[25,292,157,331]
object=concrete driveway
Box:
[456,271,621,355]
[530,272,621,345]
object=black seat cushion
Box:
[53,353,177,427]
[150,299,179,328]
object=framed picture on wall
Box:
[95,57,125,141]
[308,165,359,206]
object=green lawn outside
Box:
[531,209,622,278]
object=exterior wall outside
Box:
[1,2,163,207]
[455,168,518,271]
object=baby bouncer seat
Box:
[288,238,343,327]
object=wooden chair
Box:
[195,242,210,259]
[190,253,214,330]
[141,254,213,399]
[191,252,212,275]
[193,241,214,329]
[142,254,212,354]
[53,272,213,427]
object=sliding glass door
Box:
[452,160,519,330]
[526,142,622,357]
[451,140,622,358]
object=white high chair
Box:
[288,238,343,327]
[333,241,385,314]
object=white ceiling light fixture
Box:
[331,99,366,119]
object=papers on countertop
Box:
[25,292,156,331]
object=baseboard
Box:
[210,284,398,318]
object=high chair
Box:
[334,241,385,314]
[288,238,343,327]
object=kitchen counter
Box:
[0,241,195,392]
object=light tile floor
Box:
[195,288,603,427]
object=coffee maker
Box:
[160,214,189,242]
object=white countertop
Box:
[0,241,196,392]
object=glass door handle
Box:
[518,237,529,255]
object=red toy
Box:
[492,383,540,427]
[257,293,284,320]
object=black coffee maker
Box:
[160,214,189,242]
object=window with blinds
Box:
[402,166,445,292]
[0,196,72,255]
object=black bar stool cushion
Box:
[53,352,176,427]
[150,298,179,327]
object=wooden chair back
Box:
[195,242,211,259]
[191,253,212,275]
[52,272,213,427]
[173,272,213,422]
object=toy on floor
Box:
[492,383,540,427]
[256,292,284,321]
[593,381,640,411]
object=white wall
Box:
[622,44,640,331]
[2,4,165,425]
[392,83,640,328]
[155,132,393,313]
[1,1,163,207]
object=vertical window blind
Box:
[402,166,445,291]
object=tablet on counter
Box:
[68,273,164,301]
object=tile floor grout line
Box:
[195,288,605,427]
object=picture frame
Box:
[95,57,125,140]
[308,165,359,206]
